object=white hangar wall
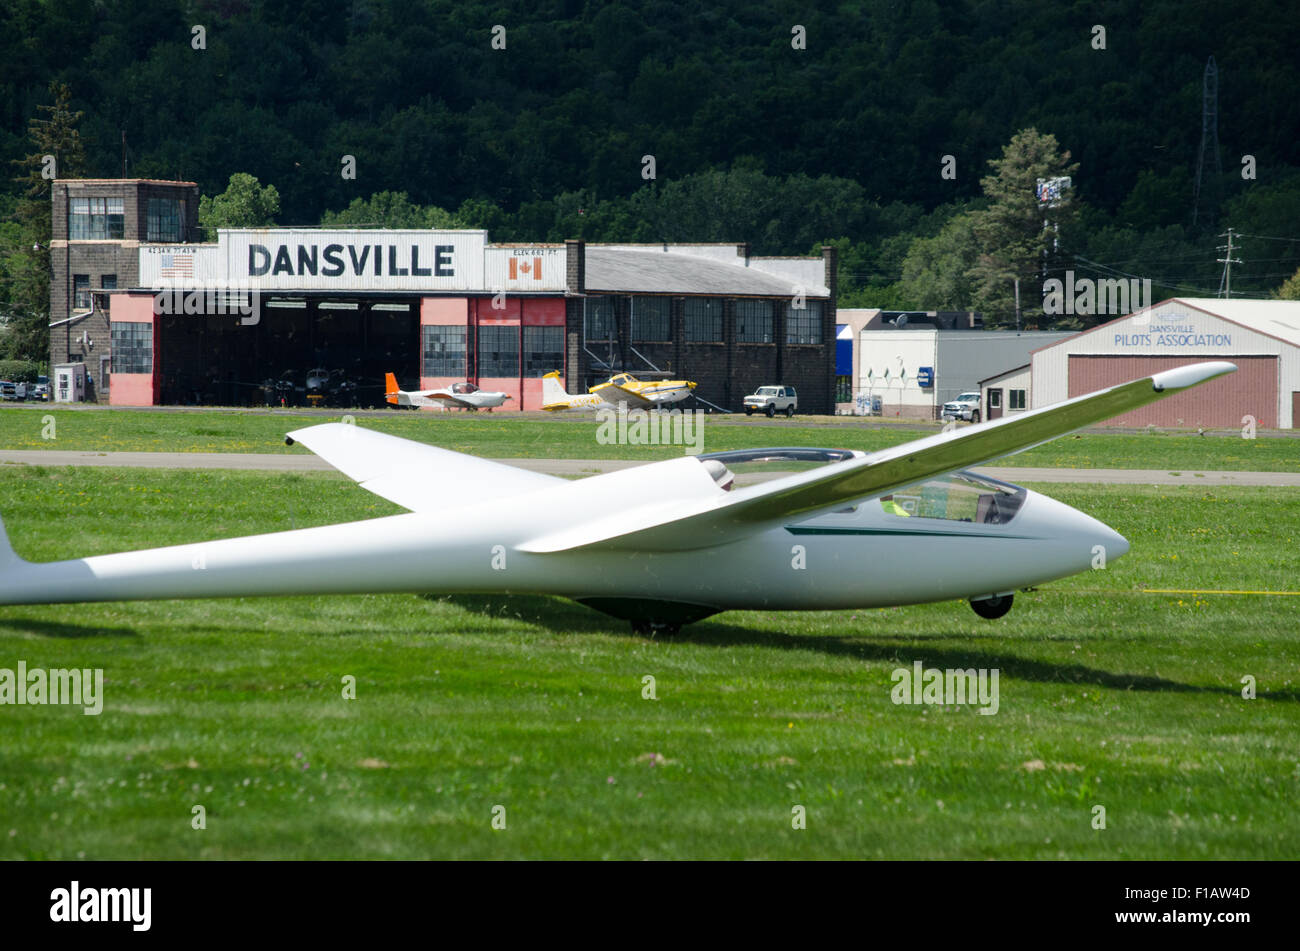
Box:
[1032,299,1300,428]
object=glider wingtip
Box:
[1150,360,1237,393]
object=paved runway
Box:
[2,449,1297,486]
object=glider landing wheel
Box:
[970,593,1013,620]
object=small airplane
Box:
[588,372,697,409]
[541,371,696,411]
[385,373,511,411]
[541,371,605,411]
[0,362,1235,634]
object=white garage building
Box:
[1032,298,1300,429]
[857,325,1071,419]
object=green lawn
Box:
[1,467,1297,858]
[2,405,1297,471]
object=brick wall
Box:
[49,179,200,399]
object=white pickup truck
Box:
[744,385,798,417]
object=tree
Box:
[2,82,89,362]
[198,173,280,238]
[968,129,1079,327]
[899,213,981,311]
[321,191,460,229]
[1277,265,1300,300]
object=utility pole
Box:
[1217,228,1241,298]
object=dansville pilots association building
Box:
[46,178,1300,426]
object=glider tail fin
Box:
[541,371,570,407]
[385,372,401,405]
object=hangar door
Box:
[1067,355,1277,428]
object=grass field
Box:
[2,404,1297,471]
[1,465,1298,859]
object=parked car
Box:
[0,380,27,401]
[941,391,981,423]
[744,385,798,417]
[30,375,49,401]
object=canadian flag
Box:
[509,257,543,280]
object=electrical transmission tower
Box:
[1192,56,1222,228]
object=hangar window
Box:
[73,274,91,311]
[69,197,124,239]
[880,472,1025,524]
[478,325,519,377]
[100,274,117,290]
[147,198,184,242]
[111,321,153,374]
[585,297,616,341]
[524,326,564,376]
[1010,389,1026,410]
[423,326,466,377]
[684,297,722,342]
[736,299,774,343]
[788,300,823,344]
[631,296,670,342]
[835,375,852,402]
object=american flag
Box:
[159,253,194,278]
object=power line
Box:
[1233,232,1300,243]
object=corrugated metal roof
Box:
[585,246,829,297]
[1173,298,1300,347]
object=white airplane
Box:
[385,373,511,410]
[541,371,695,412]
[0,363,1235,634]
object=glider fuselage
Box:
[0,462,1122,613]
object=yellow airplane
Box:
[588,372,697,409]
[541,371,696,412]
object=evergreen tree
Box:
[968,129,1079,328]
[1,82,88,362]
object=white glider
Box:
[0,362,1236,633]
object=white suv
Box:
[744,385,798,417]
[941,391,981,423]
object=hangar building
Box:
[1031,298,1300,428]
[48,178,837,413]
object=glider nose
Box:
[1018,490,1129,574]
[1072,504,1129,567]
[1101,523,1130,561]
